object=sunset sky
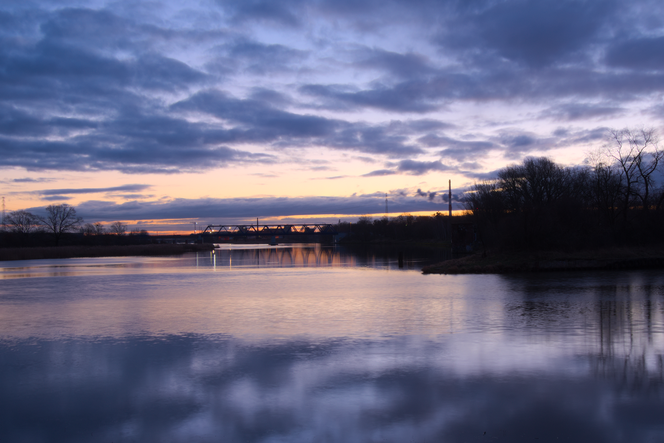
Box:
[2,0,664,232]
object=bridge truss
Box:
[201,224,338,237]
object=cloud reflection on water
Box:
[1,334,662,443]
[0,251,663,442]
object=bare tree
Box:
[608,128,662,218]
[81,222,105,236]
[467,181,505,227]
[586,148,624,227]
[497,157,573,211]
[109,221,127,235]
[93,222,105,235]
[37,204,84,246]
[5,210,40,234]
[81,223,95,235]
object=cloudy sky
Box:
[1,0,663,231]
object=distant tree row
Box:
[467,128,664,250]
[1,203,142,247]
[335,212,451,242]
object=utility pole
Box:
[385,193,388,217]
[193,222,197,234]
[448,180,452,217]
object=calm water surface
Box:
[1,244,663,442]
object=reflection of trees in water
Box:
[207,246,437,269]
[590,349,664,394]
[505,274,664,389]
[217,246,351,267]
[594,285,664,392]
[203,245,453,270]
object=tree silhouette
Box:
[38,204,83,246]
[5,210,40,234]
[109,221,127,235]
[608,128,662,219]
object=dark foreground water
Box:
[1,244,663,443]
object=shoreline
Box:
[0,243,214,262]
[421,247,664,274]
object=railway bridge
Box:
[200,223,338,243]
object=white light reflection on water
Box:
[0,246,663,442]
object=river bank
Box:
[421,246,664,274]
[0,243,214,261]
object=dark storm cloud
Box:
[300,82,442,113]
[0,0,663,180]
[391,119,453,133]
[42,195,72,201]
[354,47,434,79]
[397,160,449,175]
[12,177,51,183]
[174,90,337,138]
[324,124,423,156]
[440,190,466,204]
[465,169,501,181]
[38,184,151,196]
[552,127,609,148]
[439,0,617,68]
[222,37,308,74]
[249,88,294,106]
[39,8,152,50]
[0,113,276,173]
[302,63,664,115]
[132,54,209,91]
[362,169,396,177]
[218,0,305,27]
[71,193,450,222]
[116,194,153,200]
[0,7,252,174]
[541,103,624,121]
[498,132,548,160]
[363,159,453,177]
[285,0,658,113]
[421,134,498,161]
[38,7,228,53]
[431,130,581,163]
[1,38,207,97]
[0,9,211,136]
[174,90,423,156]
[605,36,664,70]
[318,175,349,180]
[0,104,97,137]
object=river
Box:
[1,244,663,442]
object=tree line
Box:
[467,129,664,250]
[336,213,451,243]
[1,203,147,247]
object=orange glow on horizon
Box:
[147,210,470,235]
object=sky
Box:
[1,0,664,232]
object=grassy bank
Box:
[0,243,214,261]
[422,247,664,274]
